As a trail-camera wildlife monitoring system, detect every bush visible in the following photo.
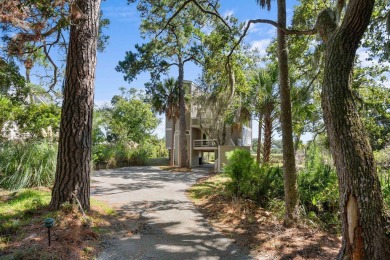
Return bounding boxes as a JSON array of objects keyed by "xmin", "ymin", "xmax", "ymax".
[
  {"xmin": 298, "ymin": 144, "xmax": 339, "ymax": 231},
  {"xmin": 92, "ymin": 142, "xmax": 151, "ymax": 168},
  {"xmin": 224, "ymin": 149, "xmax": 253, "ymax": 196},
  {"xmin": 0, "ymin": 141, "xmax": 57, "ymax": 190},
  {"xmin": 379, "ymin": 171, "xmax": 390, "ymax": 209},
  {"xmin": 298, "ymin": 164, "xmax": 339, "ymax": 221},
  {"xmin": 251, "ymin": 165, "xmax": 284, "ymax": 206},
  {"xmin": 224, "ymin": 149, "xmax": 284, "ymax": 206}
]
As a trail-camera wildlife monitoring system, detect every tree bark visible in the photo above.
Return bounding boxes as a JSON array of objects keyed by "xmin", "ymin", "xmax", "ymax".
[
  {"xmin": 277, "ymin": 0, "xmax": 298, "ymax": 225},
  {"xmin": 178, "ymin": 61, "xmax": 188, "ymax": 167},
  {"xmin": 50, "ymin": 0, "xmax": 101, "ymax": 211},
  {"xmin": 263, "ymin": 104, "xmax": 273, "ymax": 165},
  {"xmin": 256, "ymin": 113, "xmax": 263, "ymax": 164},
  {"xmin": 170, "ymin": 117, "xmax": 176, "ymax": 166},
  {"xmin": 321, "ymin": 0, "xmax": 390, "ymax": 258}
]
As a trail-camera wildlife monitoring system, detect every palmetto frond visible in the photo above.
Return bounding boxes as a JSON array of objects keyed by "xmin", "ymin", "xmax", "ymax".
[
  {"xmin": 256, "ymin": 0, "xmax": 272, "ymax": 11},
  {"xmin": 149, "ymin": 77, "xmax": 180, "ymax": 121}
]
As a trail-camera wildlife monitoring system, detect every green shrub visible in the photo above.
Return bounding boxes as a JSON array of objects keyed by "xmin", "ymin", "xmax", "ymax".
[
  {"xmin": 224, "ymin": 149, "xmax": 253, "ymax": 196},
  {"xmin": 298, "ymin": 165, "xmax": 339, "ymax": 218},
  {"xmin": 374, "ymin": 147, "xmax": 390, "ymax": 209},
  {"xmin": 298, "ymin": 143, "xmax": 339, "ymax": 231},
  {"xmin": 224, "ymin": 149, "xmax": 284, "ymax": 206},
  {"xmin": 379, "ymin": 171, "xmax": 390, "ymax": 209},
  {"xmin": 0, "ymin": 141, "xmax": 57, "ymax": 190},
  {"xmin": 92, "ymin": 142, "xmax": 151, "ymax": 168},
  {"xmin": 251, "ymin": 165, "xmax": 284, "ymax": 206},
  {"xmin": 129, "ymin": 146, "xmax": 149, "ymax": 165}
]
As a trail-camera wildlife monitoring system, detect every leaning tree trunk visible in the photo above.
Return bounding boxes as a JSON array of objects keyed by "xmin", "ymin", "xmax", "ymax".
[
  {"xmin": 50, "ymin": 0, "xmax": 101, "ymax": 211},
  {"xmin": 277, "ymin": 0, "xmax": 298, "ymax": 225},
  {"xmin": 170, "ymin": 117, "xmax": 176, "ymax": 166},
  {"xmin": 256, "ymin": 113, "xmax": 263, "ymax": 164},
  {"xmin": 263, "ymin": 104, "xmax": 273, "ymax": 165},
  {"xmin": 320, "ymin": 1, "xmax": 390, "ymax": 258},
  {"xmin": 178, "ymin": 61, "xmax": 188, "ymax": 167}
]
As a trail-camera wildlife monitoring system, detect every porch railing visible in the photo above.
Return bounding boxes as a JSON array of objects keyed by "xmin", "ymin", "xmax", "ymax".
[{"xmin": 193, "ymin": 139, "xmax": 217, "ymax": 148}]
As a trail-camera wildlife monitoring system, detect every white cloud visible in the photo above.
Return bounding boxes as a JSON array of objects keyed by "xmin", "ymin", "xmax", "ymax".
[
  {"xmin": 266, "ymin": 28, "xmax": 276, "ymax": 37},
  {"xmin": 248, "ymin": 24, "xmax": 275, "ymax": 37},
  {"xmin": 248, "ymin": 23, "xmax": 261, "ymax": 33},
  {"xmin": 250, "ymin": 39, "xmax": 272, "ymax": 56},
  {"xmin": 222, "ymin": 9, "xmax": 234, "ymax": 18}
]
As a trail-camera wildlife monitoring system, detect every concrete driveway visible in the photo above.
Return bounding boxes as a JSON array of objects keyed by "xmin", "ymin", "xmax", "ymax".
[{"xmin": 91, "ymin": 166, "xmax": 251, "ymax": 260}]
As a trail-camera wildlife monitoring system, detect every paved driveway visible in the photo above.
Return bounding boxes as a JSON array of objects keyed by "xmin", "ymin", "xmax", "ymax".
[{"xmin": 91, "ymin": 166, "xmax": 251, "ymax": 260}]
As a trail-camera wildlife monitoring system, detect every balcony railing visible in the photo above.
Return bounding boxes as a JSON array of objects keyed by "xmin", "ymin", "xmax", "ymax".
[
  {"xmin": 191, "ymin": 118, "xmax": 200, "ymax": 126},
  {"xmin": 193, "ymin": 139, "xmax": 217, "ymax": 148}
]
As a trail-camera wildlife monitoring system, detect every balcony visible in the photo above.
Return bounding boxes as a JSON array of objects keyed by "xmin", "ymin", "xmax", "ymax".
[
  {"xmin": 193, "ymin": 139, "xmax": 218, "ymax": 150},
  {"xmin": 191, "ymin": 117, "xmax": 213, "ymax": 128}
]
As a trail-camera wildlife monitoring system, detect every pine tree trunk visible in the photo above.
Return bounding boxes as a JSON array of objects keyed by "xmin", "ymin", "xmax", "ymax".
[
  {"xmin": 263, "ymin": 105, "xmax": 273, "ymax": 165},
  {"xmin": 321, "ymin": 1, "xmax": 390, "ymax": 258},
  {"xmin": 277, "ymin": 0, "xmax": 298, "ymax": 225},
  {"xmin": 178, "ymin": 61, "xmax": 188, "ymax": 167},
  {"xmin": 50, "ymin": 0, "xmax": 101, "ymax": 211},
  {"xmin": 256, "ymin": 113, "xmax": 262, "ymax": 165},
  {"xmin": 170, "ymin": 118, "xmax": 176, "ymax": 166}
]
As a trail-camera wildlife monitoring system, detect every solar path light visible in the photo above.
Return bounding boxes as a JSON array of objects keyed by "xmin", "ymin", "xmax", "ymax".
[{"xmin": 44, "ymin": 218, "xmax": 55, "ymax": 246}]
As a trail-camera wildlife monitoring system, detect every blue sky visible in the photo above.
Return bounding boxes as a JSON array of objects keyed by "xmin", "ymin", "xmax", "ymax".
[{"xmin": 95, "ymin": 0, "xmax": 299, "ymax": 138}]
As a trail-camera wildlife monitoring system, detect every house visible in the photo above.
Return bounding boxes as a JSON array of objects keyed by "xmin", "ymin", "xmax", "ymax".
[{"xmin": 165, "ymin": 80, "xmax": 252, "ymax": 171}]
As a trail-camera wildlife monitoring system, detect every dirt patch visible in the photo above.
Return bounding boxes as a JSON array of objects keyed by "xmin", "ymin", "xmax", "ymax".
[{"xmin": 190, "ymin": 177, "xmax": 341, "ymax": 259}]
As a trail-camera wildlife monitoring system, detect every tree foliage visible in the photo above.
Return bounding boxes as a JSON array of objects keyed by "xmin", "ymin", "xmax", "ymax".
[{"xmin": 103, "ymin": 88, "xmax": 160, "ymax": 144}]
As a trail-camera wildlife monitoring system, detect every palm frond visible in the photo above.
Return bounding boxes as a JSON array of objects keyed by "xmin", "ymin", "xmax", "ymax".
[{"xmin": 256, "ymin": 0, "xmax": 272, "ymax": 11}]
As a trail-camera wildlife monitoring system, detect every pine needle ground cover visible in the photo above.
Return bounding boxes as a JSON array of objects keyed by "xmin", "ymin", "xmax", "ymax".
[
  {"xmin": 188, "ymin": 174, "xmax": 341, "ymax": 259},
  {"xmin": 0, "ymin": 188, "xmax": 119, "ymax": 259}
]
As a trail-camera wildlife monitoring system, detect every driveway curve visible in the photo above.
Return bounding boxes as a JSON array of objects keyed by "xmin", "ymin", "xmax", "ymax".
[{"xmin": 91, "ymin": 166, "xmax": 251, "ymax": 260}]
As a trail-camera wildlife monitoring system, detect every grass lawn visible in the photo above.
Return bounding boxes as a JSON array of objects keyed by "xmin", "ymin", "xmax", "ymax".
[{"xmin": 0, "ymin": 188, "xmax": 115, "ymax": 259}]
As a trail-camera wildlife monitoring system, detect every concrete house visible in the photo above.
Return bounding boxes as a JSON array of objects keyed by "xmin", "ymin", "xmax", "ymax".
[{"xmin": 165, "ymin": 80, "xmax": 252, "ymax": 171}]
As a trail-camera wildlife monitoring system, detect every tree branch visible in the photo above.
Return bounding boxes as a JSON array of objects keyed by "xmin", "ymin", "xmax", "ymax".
[
  {"xmin": 301, "ymin": 69, "xmax": 321, "ymax": 97},
  {"xmin": 228, "ymin": 19, "xmax": 317, "ymax": 61},
  {"xmin": 183, "ymin": 55, "xmax": 203, "ymax": 65},
  {"xmin": 43, "ymin": 31, "xmax": 61, "ymax": 92},
  {"xmin": 168, "ymin": 62, "xmax": 179, "ymax": 67},
  {"xmin": 155, "ymin": 0, "xmax": 231, "ymax": 38}
]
